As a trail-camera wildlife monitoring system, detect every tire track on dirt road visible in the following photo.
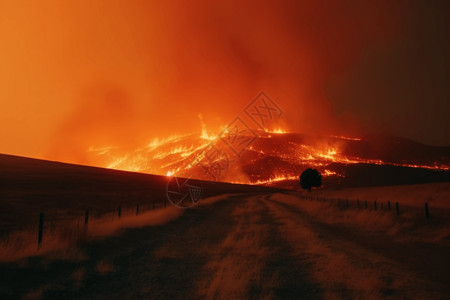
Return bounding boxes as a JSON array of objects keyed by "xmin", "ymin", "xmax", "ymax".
[
  {"xmin": 194, "ymin": 194, "xmax": 321, "ymax": 299},
  {"xmin": 264, "ymin": 194, "xmax": 445, "ymax": 300}
]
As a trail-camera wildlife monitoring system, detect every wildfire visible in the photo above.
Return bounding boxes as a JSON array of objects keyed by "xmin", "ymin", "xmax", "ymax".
[{"xmin": 86, "ymin": 122, "xmax": 450, "ymax": 186}]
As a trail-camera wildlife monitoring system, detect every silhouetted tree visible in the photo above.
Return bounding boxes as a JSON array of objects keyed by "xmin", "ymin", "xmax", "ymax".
[{"xmin": 300, "ymin": 168, "xmax": 322, "ymax": 191}]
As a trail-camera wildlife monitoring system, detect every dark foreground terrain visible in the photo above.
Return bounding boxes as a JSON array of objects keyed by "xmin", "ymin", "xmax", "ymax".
[
  {"xmin": 0, "ymin": 154, "xmax": 449, "ymax": 299},
  {"xmin": 1, "ymin": 192, "xmax": 449, "ymax": 299}
]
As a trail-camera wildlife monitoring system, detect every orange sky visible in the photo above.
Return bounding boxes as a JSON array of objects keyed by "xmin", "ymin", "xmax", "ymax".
[{"xmin": 1, "ymin": 1, "xmax": 449, "ymax": 165}]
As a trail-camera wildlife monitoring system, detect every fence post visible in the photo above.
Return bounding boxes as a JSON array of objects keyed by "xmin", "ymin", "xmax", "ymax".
[
  {"xmin": 395, "ymin": 202, "xmax": 400, "ymax": 215},
  {"xmin": 388, "ymin": 201, "xmax": 391, "ymax": 210},
  {"xmin": 38, "ymin": 212, "xmax": 44, "ymax": 245},
  {"xmin": 118, "ymin": 206, "xmax": 122, "ymax": 218},
  {"xmin": 85, "ymin": 209, "xmax": 89, "ymax": 225},
  {"xmin": 357, "ymin": 199, "xmax": 360, "ymax": 209},
  {"xmin": 374, "ymin": 201, "xmax": 377, "ymax": 211},
  {"xmin": 365, "ymin": 200, "xmax": 368, "ymax": 209},
  {"xmin": 425, "ymin": 202, "xmax": 430, "ymax": 218}
]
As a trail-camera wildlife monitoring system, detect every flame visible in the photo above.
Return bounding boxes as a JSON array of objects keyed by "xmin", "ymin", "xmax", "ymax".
[
  {"xmin": 265, "ymin": 128, "xmax": 287, "ymax": 134},
  {"xmin": 251, "ymin": 175, "xmax": 299, "ymax": 185},
  {"xmin": 153, "ymin": 145, "xmax": 195, "ymax": 160},
  {"xmin": 146, "ymin": 134, "xmax": 188, "ymax": 151},
  {"xmin": 199, "ymin": 114, "xmax": 217, "ymax": 141},
  {"xmin": 317, "ymin": 148, "xmax": 337, "ymax": 159},
  {"xmin": 322, "ymin": 169, "xmax": 340, "ymax": 176},
  {"xmin": 200, "ymin": 131, "xmax": 217, "ymax": 141},
  {"xmin": 331, "ymin": 135, "xmax": 362, "ymax": 141}
]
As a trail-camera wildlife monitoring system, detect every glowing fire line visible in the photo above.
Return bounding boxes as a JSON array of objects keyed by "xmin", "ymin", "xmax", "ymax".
[{"xmin": 88, "ymin": 128, "xmax": 450, "ymax": 185}]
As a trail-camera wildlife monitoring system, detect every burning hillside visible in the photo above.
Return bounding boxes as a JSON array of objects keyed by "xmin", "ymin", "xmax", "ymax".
[{"xmin": 87, "ymin": 126, "xmax": 450, "ymax": 187}]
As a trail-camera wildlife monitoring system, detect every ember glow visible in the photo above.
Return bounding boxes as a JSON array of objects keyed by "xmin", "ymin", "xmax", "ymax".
[{"xmin": 85, "ymin": 125, "xmax": 450, "ymax": 185}]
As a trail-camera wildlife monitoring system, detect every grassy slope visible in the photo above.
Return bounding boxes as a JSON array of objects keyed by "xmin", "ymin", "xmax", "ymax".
[{"xmin": 0, "ymin": 153, "xmax": 278, "ymax": 231}]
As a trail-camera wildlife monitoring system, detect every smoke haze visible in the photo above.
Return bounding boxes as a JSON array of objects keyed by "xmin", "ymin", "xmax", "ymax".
[{"xmin": 0, "ymin": 0, "xmax": 448, "ymax": 166}]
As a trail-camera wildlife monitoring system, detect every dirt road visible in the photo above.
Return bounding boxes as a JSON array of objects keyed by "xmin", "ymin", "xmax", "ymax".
[{"xmin": 1, "ymin": 193, "xmax": 448, "ymax": 299}]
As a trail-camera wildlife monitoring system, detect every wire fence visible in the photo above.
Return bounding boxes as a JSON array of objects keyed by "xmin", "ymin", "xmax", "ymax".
[
  {"xmin": 288, "ymin": 191, "xmax": 435, "ymax": 220},
  {"xmin": 0, "ymin": 198, "xmax": 170, "ymax": 251},
  {"xmin": 0, "ymin": 189, "xmax": 444, "ymax": 252}
]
